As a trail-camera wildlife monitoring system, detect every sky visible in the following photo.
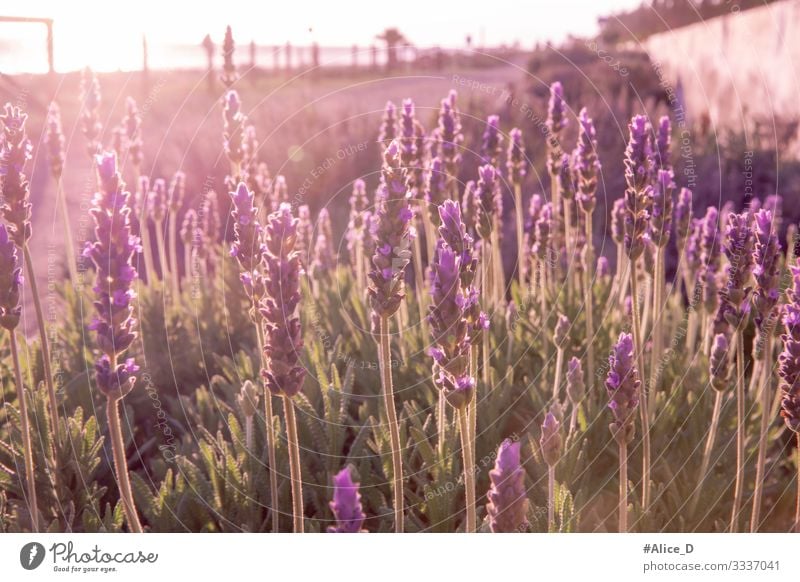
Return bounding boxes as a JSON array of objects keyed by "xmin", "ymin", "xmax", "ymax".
[{"xmin": 0, "ymin": 0, "xmax": 645, "ymax": 72}]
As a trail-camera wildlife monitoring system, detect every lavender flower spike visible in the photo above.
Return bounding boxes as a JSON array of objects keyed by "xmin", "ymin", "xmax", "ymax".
[
  {"xmin": 0, "ymin": 104, "xmax": 33, "ymax": 246},
  {"xmin": 475, "ymin": 164, "xmax": 501, "ymax": 240},
  {"xmin": 259, "ymin": 203, "xmax": 305, "ymax": 397},
  {"xmin": 719, "ymin": 212, "xmax": 754, "ymax": 330},
  {"xmin": 486, "ymin": 439, "xmax": 529, "ymax": 533},
  {"xmin": 779, "ymin": 265, "xmax": 800, "ymax": 433},
  {"xmin": 481, "ymin": 114, "xmax": 503, "ymax": 167},
  {"xmin": 575, "ymin": 108, "xmax": 600, "ymax": 214},
  {"xmin": 624, "ymin": 115, "xmax": 652, "ymax": 192},
  {"xmin": 540, "ymin": 412, "xmax": 562, "ymax": 467},
  {"xmin": 752, "ymin": 209, "xmax": 781, "ymax": 344},
  {"xmin": 605, "ymin": 333, "xmax": 640, "ymax": 443},
  {"xmin": 328, "ymin": 467, "xmax": 366, "ymax": 533},
  {"xmin": 506, "ymin": 127, "xmax": 526, "ymax": 186},
  {"xmin": 566, "ymin": 356, "xmax": 585, "ymax": 407},
  {"xmin": 368, "ymin": 141, "xmax": 412, "ymax": 326},
  {"xmin": 709, "ymin": 333, "xmax": 731, "ymax": 391},
  {"xmin": 650, "ymin": 169, "xmax": 674, "ymax": 248},
  {"xmin": 0, "ymin": 224, "xmax": 22, "ymax": 331},
  {"xmin": 229, "ymin": 182, "xmax": 265, "ymax": 298}
]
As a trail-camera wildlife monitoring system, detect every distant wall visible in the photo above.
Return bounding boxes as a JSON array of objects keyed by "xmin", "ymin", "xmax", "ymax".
[{"xmin": 644, "ymin": 0, "xmax": 800, "ymax": 131}]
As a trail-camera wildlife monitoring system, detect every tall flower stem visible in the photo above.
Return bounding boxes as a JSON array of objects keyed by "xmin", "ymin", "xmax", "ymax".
[
  {"xmin": 552, "ymin": 346, "xmax": 564, "ymax": 402},
  {"xmin": 618, "ymin": 439, "xmax": 628, "ymax": 532},
  {"xmin": 378, "ymin": 316, "xmax": 404, "ymax": 532},
  {"xmin": 168, "ymin": 211, "xmax": 180, "ymax": 297},
  {"xmin": 730, "ymin": 331, "xmax": 746, "ymax": 532},
  {"xmin": 412, "ymin": 232, "xmax": 428, "ymax": 337},
  {"xmin": 438, "ymin": 389, "xmax": 447, "ymax": 455},
  {"xmin": 750, "ymin": 336, "xmax": 773, "ymax": 532},
  {"xmin": 255, "ymin": 324, "xmax": 279, "ymax": 533},
  {"xmin": 514, "ymin": 184, "xmax": 525, "ymax": 289},
  {"xmin": 56, "ymin": 181, "xmax": 79, "ymax": 285},
  {"xmin": 457, "ymin": 406, "xmax": 476, "ymax": 533},
  {"xmin": 106, "ymin": 393, "xmax": 143, "ymax": 532},
  {"xmin": 282, "ymin": 394, "xmax": 304, "ymax": 533},
  {"xmin": 155, "ymin": 221, "xmax": 170, "ymax": 290},
  {"xmin": 481, "ymin": 245, "xmax": 491, "ymax": 388},
  {"xmin": 689, "ymin": 390, "xmax": 723, "ymax": 515},
  {"xmin": 23, "ymin": 246, "xmax": 59, "ymax": 444},
  {"xmin": 630, "ymin": 268, "xmax": 651, "ymax": 512},
  {"xmin": 649, "ymin": 248, "xmax": 665, "ymax": 416},
  {"xmin": 584, "ymin": 216, "xmax": 595, "ymax": 385},
  {"xmin": 9, "ymin": 332, "xmax": 38, "ymax": 532},
  {"xmin": 548, "ymin": 464, "xmax": 556, "ymax": 532},
  {"xmin": 795, "ymin": 433, "xmax": 800, "ymax": 533}
]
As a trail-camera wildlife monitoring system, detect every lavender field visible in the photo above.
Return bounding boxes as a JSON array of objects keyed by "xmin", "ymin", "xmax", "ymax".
[{"xmin": 1, "ymin": 12, "xmax": 800, "ymax": 536}]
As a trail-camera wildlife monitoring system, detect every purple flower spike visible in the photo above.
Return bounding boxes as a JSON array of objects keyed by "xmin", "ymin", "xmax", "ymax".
[
  {"xmin": 506, "ymin": 127, "xmax": 526, "ymax": 186},
  {"xmin": 327, "ymin": 467, "xmax": 366, "ymax": 533},
  {"xmin": 486, "ymin": 439, "xmax": 529, "ymax": 533},
  {"xmin": 85, "ymin": 151, "xmax": 140, "ymax": 398},
  {"xmin": 558, "ymin": 153, "xmax": 576, "ymax": 201},
  {"xmin": 229, "ymin": 182, "xmax": 265, "ymax": 286},
  {"xmin": 378, "ymin": 101, "xmax": 397, "ymax": 146},
  {"xmin": 779, "ymin": 266, "xmax": 800, "ymax": 432},
  {"xmin": 148, "ymin": 178, "xmax": 167, "ymax": 224},
  {"xmin": 605, "ymin": 333, "xmax": 640, "ymax": 443},
  {"xmin": 223, "ymin": 90, "xmax": 246, "ymax": 169},
  {"xmin": 651, "ymin": 169, "xmax": 674, "ymax": 248},
  {"xmin": 674, "ymin": 188, "xmax": 692, "ymax": 250},
  {"xmin": 435, "ymin": 94, "xmax": 462, "ymax": 179},
  {"xmin": 575, "ymin": 108, "xmax": 600, "ymax": 214},
  {"xmin": 475, "ymin": 164, "xmax": 502, "ymax": 240},
  {"xmin": 368, "ymin": 141, "xmax": 412, "ymax": 326},
  {"xmin": 709, "ymin": 333, "xmax": 731, "ymax": 391},
  {"xmin": 540, "ymin": 412, "xmax": 562, "ymax": 467},
  {"xmin": 259, "ymin": 203, "xmax": 306, "ymax": 397},
  {"xmin": 624, "ymin": 115, "xmax": 652, "ymax": 193},
  {"xmin": 566, "ymin": 356, "xmax": 585, "ymax": 406},
  {"xmin": 533, "ymin": 203, "xmax": 553, "ymax": 261},
  {"xmin": 0, "ymin": 224, "xmax": 22, "ymax": 331},
  {"xmin": 752, "ymin": 210, "xmax": 781, "ymax": 351},
  {"xmin": 0, "ymin": 103, "xmax": 33, "ymax": 246},
  {"xmin": 546, "ymin": 81, "xmax": 567, "ymax": 136},
  {"xmin": 717, "ymin": 212, "xmax": 754, "ymax": 331},
  {"xmin": 481, "ymin": 114, "xmax": 503, "ymax": 167}
]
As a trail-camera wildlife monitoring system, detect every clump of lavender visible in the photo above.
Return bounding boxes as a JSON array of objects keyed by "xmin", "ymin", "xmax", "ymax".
[
  {"xmin": 481, "ymin": 114, "xmax": 503, "ymax": 167},
  {"xmin": 540, "ymin": 412, "xmax": 562, "ymax": 531},
  {"xmin": 606, "ymin": 332, "xmax": 640, "ymax": 532},
  {"xmin": 221, "ymin": 25, "xmax": 237, "ymax": 88},
  {"xmin": 778, "ymin": 265, "xmax": 800, "ymax": 531},
  {"xmin": 486, "ymin": 438, "xmax": 529, "ymax": 533},
  {"xmin": 79, "ymin": 68, "xmax": 102, "ymax": 157},
  {"xmin": 0, "ymin": 223, "xmax": 37, "ymax": 531},
  {"xmin": 327, "ymin": 467, "xmax": 366, "ymax": 533},
  {"xmin": 85, "ymin": 152, "xmax": 143, "ymax": 533},
  {"xmin": 368, "ymin": 141, "xmax": 411, "ymax": 532},
  {"xmin": 260, "ymin": 203, "xmax": 306, "ymax": 532}
]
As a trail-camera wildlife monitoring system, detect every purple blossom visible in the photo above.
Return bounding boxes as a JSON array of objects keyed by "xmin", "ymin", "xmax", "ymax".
[
  {"xmin": 566, "ymin": 356, "xmax": 585, "ymax": 406},
  {"xmin": 378, "ymin": 101, "xmax": 397, "ymax": 147},
  {"xmin": 751, "ymin": 209, "xmax": 781, "ymax": 339},
  {"xmin": 229, "ymin": 182, "xmax": 265, "ymax": 291},
  {"xmin": 624, "ymin": 115, "xmax": 652, "ymax": 193},
  {"xmin": 558, "ymin": 153, "xmax": 576, "ymax": 201},
  {"xmin": 709, "ymin": 333, "xmax": 731, "ymax": 391},
  {"xmin": 605, "ymin": 333, "xmax": 640, "ymax": 443},
  {"xmin": 85, "ymin": 152, "xmax": 140, "ymax": 398},
  {"xmin": 0, "ymin": 224, "xmax": 22, "ymax": 330},
  {"xmin": 540, "ymin": 412, "xmax": 562, "ymax": 467},
  {"xmin": 475, "ymin": 164, "xmax": 502, "ymax": 240},
  {"xmin": 533, "ymin": 203, "xmax": 553, "ymax": 260},
  {"xmin": 327, "ymin": 467, "xmax": 366, "ymax": 533},
  {"xmin": 259, "ymin": 203, "xmax": 306, "ymax": 397},
  {"xmin": 368, "ymin": 142, "xmax": 412, "ymax": 325},
  {"xmin": 575, "ymin": 108, "xmax": 600, "ymax": 214},
  {"xmin": 435, "ymin": 93, "xmax": 462, "ymax": 180},
  {"xmin": 223, "ymin": 89, "xmax": 246, "ymax": 168},
  {"xmin": 546, "ymin": 82, "xmax": 567, "ymax": 177},
  {"xmin": 486, "ymin": 439, "xmax": 529, "ymax": 533},
  {"xmin": 779, "ymin": 266, "xmax": 800, "ymax": 433},
  {"xmin": 718, "ymin": 212, "xmax": 754, "ymax": 330},
  {"xmin": 481, "ymin": 114, "xmax": 503, "ymax": 167},
  {"xmin": 0, "ymin": 103, "xmax": 33, "ymax": 246},
  {"xmin": 506, "ymin": 127, "xmax": 526, "ymax": 186}
]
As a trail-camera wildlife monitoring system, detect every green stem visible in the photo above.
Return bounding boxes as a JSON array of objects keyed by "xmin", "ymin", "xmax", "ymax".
[
  {"xmin": 282, "ymin": 395, "xmax": 304, "ymax": 533},
  {"xmin": 730, "ymin": 330, "xmax": 745, "ymax": 532},
  {"xmin": 649, "ymin": 248, "xmax": 664, "ymax": 417},
  {"xmin": 514, "ymin": 184, "xmax": 525, "ymax": 289},
  {"xmin": 254, "ymin": 322, "xmax": 279, "ymax": 533},
  {"xmin": 412, "ymin": 230, "xmax": 428, "ymax": 338},
  {"xmin": 481, "ymin": 245, "xmax": 491, "ymax": 388},
  {"xmin": 552, "ymin": 347, "xmax": 564, "ymax": 402},
  {"xmin": 630, "ymin": 264, "xmax": 651, "ymax": 513},
  {"xmin": 584, "ymin": 213, "xmax": 595, "ymax": 387},
  {"xmin": 795, "ymin": 433, "xmax": 800, "ymax": 533},
  {"xmin": 56, "ymin": 180, "xmax": 79, "ymax": 285},
  {"xmin": 689, "ymin": 390, "xmax": 722, "ymax": 516},
  {"xmin": 379, "ymin": 316, "xmax": 404, "ymax": 532},
  {"xmin": 750, "ymin": 335, "xmax": 773, "ymax": 532},
  {"xmin": 619, "ymin": 438, "xmax": 628, "ymax": 533},
  {"xmin": 548, "ymin": 464, "xmax": 556, "ymax": 532},
  {"xmin": 155, "ymin": 220, "xmax": 170, "ymax": 290},
  {"xmin": 23, "ymin": 246, "xmax": 59, "ymax": 445},
  {"xmin": 458, "ymin": 406, "xmax": 476, "ymax": 533},
  {"xmin": 168, "ymin": 212, "xmax": 180, "ymax": 298},
  {"xmin": 106, "ymin": 394, "xmax": 143, "ymax": 532},
  {"xmin": 10, "ymin": 332, "xmax": 38, "ymax": 532}
]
